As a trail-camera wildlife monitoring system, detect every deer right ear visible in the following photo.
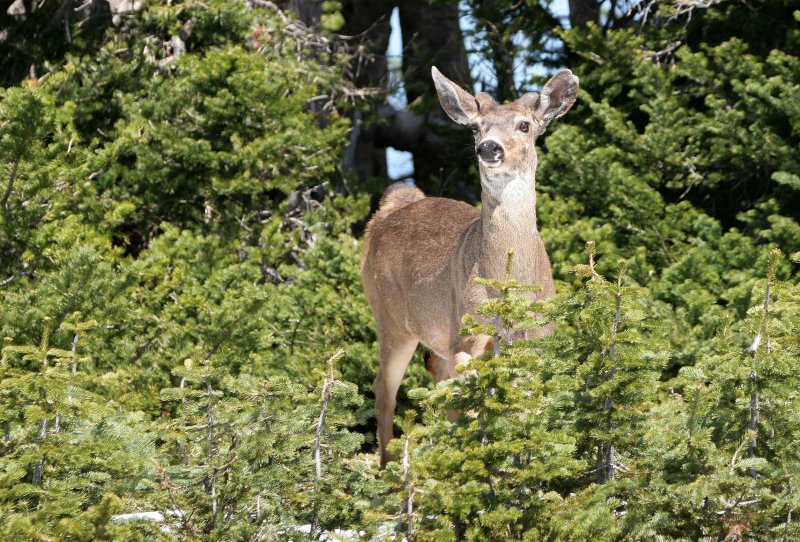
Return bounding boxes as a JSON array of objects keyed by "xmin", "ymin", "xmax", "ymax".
[
  {"xmin": 534, "ymin": 69, "xmax": 579, "ymax": 124},
  {"xmin": 431, "ymin": 66, "xmax": 478, "ymax": 125}
]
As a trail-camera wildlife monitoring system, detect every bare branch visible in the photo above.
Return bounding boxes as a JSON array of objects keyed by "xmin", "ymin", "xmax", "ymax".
[
  {"xmin": 0, "ymin": 272, "xmax": 20, "ymax": 287},
  {"xmin": 745, "ymin": 249, "xmax": 780, "ymax": 478},
  {"xmin": 247, "ymin": 0, "xmax": 291, "ymax": 25},
  {"xmin": 669, "ymin": 0, "xmax": 724, "ymax": 20},
  {"xmin": 402, "ymin": 434, "xmax": 414, "ymax": 536},
  {"xmin": 314, "ymin": 349, "xmax": 345, "ymax": 480},
  {"xmin": 598, "ymin": 261, "xmax": 626, "ymax": 483},
  {"xmin": 373, "ymin": 104, "xmax": 451, "ymax": 155}
]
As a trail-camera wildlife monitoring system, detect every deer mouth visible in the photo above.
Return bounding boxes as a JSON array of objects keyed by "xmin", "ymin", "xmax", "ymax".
[{"xmin": 478, "ymin": 156, "xmax": 503, "ymax": 167}]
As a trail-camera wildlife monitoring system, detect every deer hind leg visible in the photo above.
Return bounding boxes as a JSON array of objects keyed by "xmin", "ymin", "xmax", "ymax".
[
  {"xmin": 374, "ymin": 330, "xmax": 418, "ymax": 467},
  {"xmin": 424, "ymin": 336, "xmax": 493, "ymax": 385},
  {"xmin": 428, "ymin": 337, "xmax": 493, "ymax": 423},
  {"xmin": 424, "ymin": 350, "xmax": 456, "ymax": 383},
  {"xmin": 423, "ymin": 351, "xmax": 460, "ymax": 422}
]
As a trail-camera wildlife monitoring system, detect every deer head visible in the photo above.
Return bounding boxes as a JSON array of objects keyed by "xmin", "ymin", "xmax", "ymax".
[{"xmin": 431, "ymin": 67, "xmax": 578, "ymax": 200}]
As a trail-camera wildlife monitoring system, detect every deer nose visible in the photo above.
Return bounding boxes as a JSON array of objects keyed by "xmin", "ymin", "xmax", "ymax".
[{"xmin": 476, "ymin": 140, "xmax": 504, "ymax": 162}]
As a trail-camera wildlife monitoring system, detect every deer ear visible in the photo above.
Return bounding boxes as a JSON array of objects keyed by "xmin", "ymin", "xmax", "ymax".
[
  {"xmin": 432, "ymin": 66, "xmax": 478, "ymax": 125},
  {"xmin": 517, "ymin": 92, "xmax": 539, "ymax": 110},
  {"xmin": 534, "ymin": 69, "xmax": 579, "ymax": 124}
]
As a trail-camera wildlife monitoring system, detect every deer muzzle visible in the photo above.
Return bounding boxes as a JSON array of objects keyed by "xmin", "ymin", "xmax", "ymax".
[{"xmin": 476, "ymin": 140, "xmax": 505, "ymax": 164}]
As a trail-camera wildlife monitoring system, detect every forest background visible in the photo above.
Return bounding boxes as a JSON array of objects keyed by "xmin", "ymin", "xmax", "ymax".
[{"xmin": 0, "ymin": 0, "xmax": 799, "ymax": 540}]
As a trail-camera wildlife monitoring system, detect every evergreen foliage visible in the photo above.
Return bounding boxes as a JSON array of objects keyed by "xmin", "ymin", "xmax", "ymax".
[
  {"xmin": 1, "ymin": 1, "xmax": 375, "ymax": 538},
  {"xmin": 0, "ymin": 0, "xmax": 798, "ymax": 540},
  {"xmin": 391, "ymin": 254, "xmax": 583, "ymax": 541}
]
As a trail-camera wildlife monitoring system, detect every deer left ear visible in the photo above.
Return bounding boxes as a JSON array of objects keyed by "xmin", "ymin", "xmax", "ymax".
[{"xmin": 533, "ymin": 69, "xmax": 579, "ymax": 124}]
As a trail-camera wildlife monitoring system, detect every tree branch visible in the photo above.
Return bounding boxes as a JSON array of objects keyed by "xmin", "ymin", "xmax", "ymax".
[
  {"xmin": 1, "ymin": 153, "xmax": 22, "ymax": 217},
  {"xmin": 598, "ymin": 262, "xmax": 625, "ymax": 483},
  {"xmin": 310, "ymin": 350, "xmax": 344, "ymax": 538},
  {"xmin": 401, "ymin": 433, "xmax": 414, "ymax": 536},
  {"xmin": 745, "ymin": 249, "xmax": 779, "ymax": 479},
  {"xmin": 314, "ymin": 349, "xmax": 345, "ymax": 480},
  {"xmin": 373, "ymin": 104, "xmax": 452, "ymax": 157}
]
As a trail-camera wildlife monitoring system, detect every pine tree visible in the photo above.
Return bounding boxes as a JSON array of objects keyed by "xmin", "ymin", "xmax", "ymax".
[
  {"xmin": 406, "ymin": 253, "xmax": 582, "ymax": 541},
  {"xmin": 554, "ymin": 242, "xmax": 667, "ymax": 485},
  {"xmin": 153, "ymin": 349, "xmax": 379, "ymax": 540},
  {"xmin": 0, "ymin": 316, "xmax": 158, "ymax": 540},
  {"xmin": 534, "ymin": 242, "xmax": 668, "ymax": 540},
  {"xmin": 0, "ymin": 1, "xmax": 376, "ymax": 536}
]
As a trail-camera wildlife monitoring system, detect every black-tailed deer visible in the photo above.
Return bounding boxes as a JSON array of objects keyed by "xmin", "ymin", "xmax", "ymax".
[{"xmin": 362, "ymin": 66, "xmax": 579, "ymax": 465}]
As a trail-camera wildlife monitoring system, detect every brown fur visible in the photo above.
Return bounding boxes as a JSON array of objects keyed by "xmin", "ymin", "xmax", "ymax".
[
  {"xmin": 362, "ymin": 66, "xmax": 578, "ymax": 466},
  {"xmin": 363, "ymin": 182, "xmax": 425, "ymax": 251}
]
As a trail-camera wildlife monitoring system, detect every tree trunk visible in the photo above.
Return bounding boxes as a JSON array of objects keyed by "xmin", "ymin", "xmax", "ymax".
[
  {"xmin": 331, "ymin": 0, "xmax": 476, "ymax": 199},
  {"xmin": 284, "ymin": 0, "xmax": 322, "ymax": 27},
  {"xmin": 568, "ymin": 0, "xmax": 600, "ymax": 28},
  {"xmin": 340, "ymin": 0, "xmax": 394, "ymax": 182},
  {"xmin": 399, "ymin": 0, "xmax": 474, "ymax": 197},
  {"xmin": 398, "ymin": 1, "xmax": 470, "ymax": 105}
]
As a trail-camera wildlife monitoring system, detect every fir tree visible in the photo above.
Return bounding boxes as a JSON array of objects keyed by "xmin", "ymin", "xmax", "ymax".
[
  {"xmin": 0, "ymin": 317, "xmax": 157, "ymax": 540},
  {"xmin": 406, "ymin": 253, "xmax": 582, "ymax": 541}
]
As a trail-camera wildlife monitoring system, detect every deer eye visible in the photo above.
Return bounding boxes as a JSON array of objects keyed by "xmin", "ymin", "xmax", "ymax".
[
  {"xmin": 469, "ymin": 124, "xmax": 479, "ymax": 135},
  {"xmin": 518, "ymin": 121, "xmax": 530, "ymax": 133}
]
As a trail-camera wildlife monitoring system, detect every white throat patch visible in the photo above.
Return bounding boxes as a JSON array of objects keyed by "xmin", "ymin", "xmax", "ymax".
[{"xmin": 481, "ymin": 171, "xmax": 536, "ymax": 208}]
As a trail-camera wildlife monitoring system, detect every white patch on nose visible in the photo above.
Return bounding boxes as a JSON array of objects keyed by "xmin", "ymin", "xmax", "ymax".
[{"xmin": 478, "ymin": 156, "xmax": 502, "ymax": 168}]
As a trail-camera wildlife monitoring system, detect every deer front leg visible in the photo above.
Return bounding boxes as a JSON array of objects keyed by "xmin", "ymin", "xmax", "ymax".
[
  {"xmin": 374, "ymin": 332, "xmax": 418, "ymax": 467},
  {"xmin": 424, "ymin": 336, "xmax": 494, "ymax": 422},
  {"xmin": 456, "ymin": 335, "xmax": 494, "ymax": 365}
]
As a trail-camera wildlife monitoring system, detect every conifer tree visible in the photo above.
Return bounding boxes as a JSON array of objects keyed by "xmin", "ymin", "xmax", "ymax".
[
  {"xmin": 1, "ymin": 0, "xmax": 799, "ymax": 538},
  {"xmin": 0, "ymin": 317, "xmax": 158, "ymax": 540},
  {"xmin": 552, "ymin": 242, "xmax": 667, "ymax": 486},
  {"xmin": 406, "ymin": 253, "xmax": 582, "ymax": 540},
  {"xmin": 153, "ymin": 349, "xmax": 378, "ymax": 540}
]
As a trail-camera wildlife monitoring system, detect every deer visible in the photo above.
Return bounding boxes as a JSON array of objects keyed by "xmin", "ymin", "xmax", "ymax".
[{"xmin": 361, "ymin": 66, "xmax": 579, "ymax": 466}]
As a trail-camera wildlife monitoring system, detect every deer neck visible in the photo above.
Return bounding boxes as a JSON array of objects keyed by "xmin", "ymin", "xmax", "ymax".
[{"xmin": 477, "ymin": 160, "xmax": 541, "ymax": 281}]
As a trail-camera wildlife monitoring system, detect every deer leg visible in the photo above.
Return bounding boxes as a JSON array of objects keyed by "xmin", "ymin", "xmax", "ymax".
[
  {"xmin": 449, "ymin": 335, "xmax": 493, "ymax": 370},
  {"xmin": 424, "ymin": 351, "xmax": 456, "ymax": 383},
  {"xmin": 424, "ymin": 351, "xmax": 460, "ymax": 422},
  {"xmin": 374, "ymin": 332, "xmax": 418, "ymax": 467}
]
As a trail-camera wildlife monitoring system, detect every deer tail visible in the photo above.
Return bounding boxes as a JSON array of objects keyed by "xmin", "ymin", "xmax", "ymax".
[
  {"xmin": 376, "ymin": 181, "xmax": 425, "ymax": 217},
  {"xmin": 362, "ymin": 182, "xmax": 425, "ymax": 267}
]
